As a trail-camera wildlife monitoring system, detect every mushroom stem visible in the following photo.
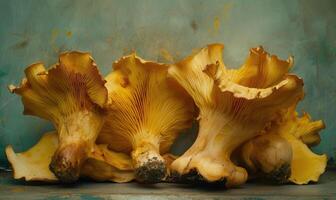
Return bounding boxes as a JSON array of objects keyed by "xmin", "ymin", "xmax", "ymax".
[
  {"xmin": 171, "ymin": 109, "xmax": 249, "ymax": 187},
  {"xmin": 131, "ymin": 138, "xmax": 166, "ymax": 183},
  {"xmin": 50, "ymin": 142, "xmax": 87, "ymax": 183},
  {"xmin": 49, "ymin": 110, "xmax": 104, "ymax": 183}
]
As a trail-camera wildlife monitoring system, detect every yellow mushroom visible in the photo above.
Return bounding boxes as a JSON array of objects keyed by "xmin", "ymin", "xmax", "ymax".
[
  {"xmin": 234, "ymin": 133, "xmax": 293, "ymax": 183},
  {"xmin": 237, "ymin": 104, "xmax": 326, "ymax": 184},
  {"xmin": 6, "ymin": 132, "xmax": 58, "ymax": 182},
  {"xmin": 8, "ymin": 52, "xmax": 108, "ymax": 182},
  {"xmin": 97, "ymin": 54, "xmax": 195, "ymax": 183},
  {"xmin": 6, "ymin": 131, "xmax": 135, "ymax": 183},
  {"xmin": 275, "ymin": 107, "xmax": 326, "ymax": 184},
  {"xmin": 81, "ymin": 144, "xmax": 135, "ymax": 183},
  {"xmin": 168, "ymin": 44, "xmax": 303, "ymax": 187}
]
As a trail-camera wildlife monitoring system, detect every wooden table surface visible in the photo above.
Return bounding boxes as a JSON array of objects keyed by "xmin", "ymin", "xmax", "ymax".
[{"xmin": 1, "ymin": 169, "xmax": 335, "ymax": 200}]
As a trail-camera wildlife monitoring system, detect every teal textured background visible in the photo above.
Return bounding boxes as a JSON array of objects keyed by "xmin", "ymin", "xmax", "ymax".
[{"xmin": 0, "ymin": 0, "xmax": 335, "ymax": 167}]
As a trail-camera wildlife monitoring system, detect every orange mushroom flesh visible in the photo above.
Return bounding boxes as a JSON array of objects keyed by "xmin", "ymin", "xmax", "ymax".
[
  {"xmin": 6, "ymin": 131, "xmax": 135, "ymax": 183},
  {"xmin": 237, "ymin": 105, "xmax": 326, "ymax": 184},
  {"xmin": 97, "ymin": 54, "xmax": 194, "ymax": 183},
  {"xmin": 168, "ymin": 44, "xmax": 303, "ymax": 187},
  {"xmin": 9, "ymin": 52, "xmax": 108, "ymax": 182}
]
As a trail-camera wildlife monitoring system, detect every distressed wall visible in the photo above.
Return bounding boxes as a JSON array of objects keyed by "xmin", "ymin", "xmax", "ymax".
[{"xmin": 0, "ymin": 0, "xmax": 335, "ymax": 167}]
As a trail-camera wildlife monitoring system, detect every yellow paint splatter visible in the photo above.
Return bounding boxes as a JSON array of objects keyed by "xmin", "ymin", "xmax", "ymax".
[
  {"xmin": 222, "ymin": 2, "xmax": 233, "ymax": 20},
  {"xmin": 66, "ymin": 31, "xmax": 72, "ymax": 38},
  {"xmin": 50, "ymin": 29, "xmax": 61, "ymax": 53},
  {"xmin": 160, "ymin": 49, "xmax": 174, "ymax": 63},
  {"xmin": 50, "ymin": 29, "xmax": 59, "ymax": 43},
  {"xmin": 209, "ymin": 2, "xmax": 233, "ymax": 35},
  {"xmin": 213, "ymin": 17, "xmax": 220, "ymax": 34}
]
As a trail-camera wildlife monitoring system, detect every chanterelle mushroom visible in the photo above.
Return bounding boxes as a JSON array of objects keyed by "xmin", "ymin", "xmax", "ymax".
[
  {"xmin": 234, "ymin": 132, "xmax": 293, "ymax": 183},
  {"xmin": 238, "ymin": 103, "xmax": 327, "ymax": 184},
  {"xmin": 6, "ymin": 131, "xmax": 135, "ymax": 183},
  {"xmin": 97, "ymin": 54, "xmax": 194, "ymax": 183},
  {"xmin": 6, "ymin": 131, "xmax": 58, "ymax": 182},
  {"xmin": 8, "ymin": 52, "xmax": 108, "ymax": 182},
  {"xmin": 168, "ymin": 44, "xmax": 304, "ymax": 187}
]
